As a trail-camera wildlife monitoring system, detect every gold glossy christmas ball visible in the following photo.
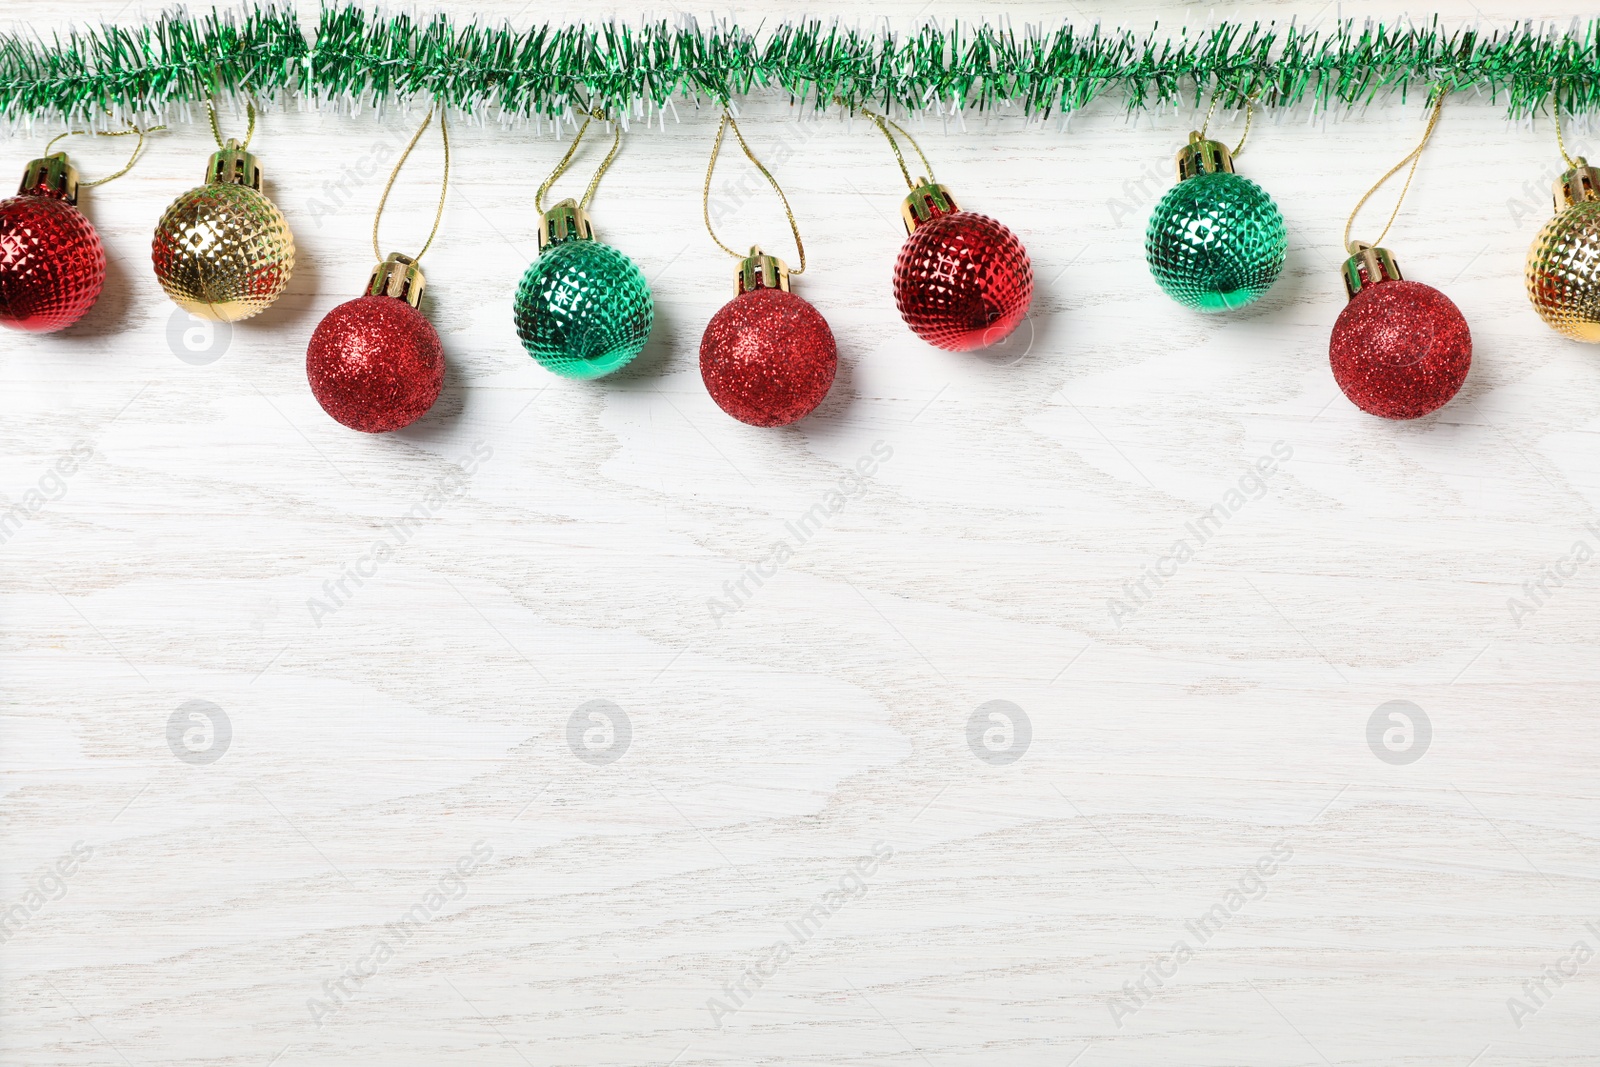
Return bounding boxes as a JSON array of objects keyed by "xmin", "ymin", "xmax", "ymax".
[
  {"xmin": 152, "ymin": 139, "xmax": 294, "ymax": 322},
  {"xmin": 1526, "ymin": 157, "xmax": 1600, "ymax": 343}
]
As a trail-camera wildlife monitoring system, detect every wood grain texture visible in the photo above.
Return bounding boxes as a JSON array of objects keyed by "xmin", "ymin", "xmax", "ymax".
[{"xmin": 3, "ymin": 2, "xmax": 1599, "ymax": 1065}]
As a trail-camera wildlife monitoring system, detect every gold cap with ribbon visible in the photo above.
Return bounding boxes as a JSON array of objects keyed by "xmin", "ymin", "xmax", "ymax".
[
  {"xmin": 901, "ymin": 179, "xmax": 959, "ymax": 234},
  {"xmin": 1341, "ymin": 242, "xmax": 1404, "ymax": 301},
  {"xmin": 19, "ymin": 153, "xmax": 80, "ymax": 204},
  {"xmin": 1554, "ymin": 157, "xmax": 1600, "ymax": 211},
  {"xmin": 538, "ymin": 198, "xmax": 595, "ymax": 250},
  {"xmin": 736, "ymin": 246, "xmax": 790, "ymax": 295},
  {"xmin": 206, "ymin": 138, "xmax": 263, "ymax": 190},
  {"xmin": 1176, "ymin": 131, "xmax": 1236, "ymax": 180},
  {"xmin": 367, "ymin": 252, "xmax": 426, "ymax": 308}
]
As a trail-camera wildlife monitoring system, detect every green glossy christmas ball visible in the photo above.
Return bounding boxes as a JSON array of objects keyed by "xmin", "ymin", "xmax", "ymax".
[
  {"xmin": 514, "ymin": 238, "xmax": 653, "ymax": 378},
  {"xmin": 1145, "ymin": 172, "xmax": 1287, "ymax": 313}
]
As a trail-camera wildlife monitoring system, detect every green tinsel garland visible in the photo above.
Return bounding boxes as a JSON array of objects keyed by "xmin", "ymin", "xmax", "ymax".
[{"xmin": 1, "ymin": 6, "xmax": 1598, "ymax": 125}]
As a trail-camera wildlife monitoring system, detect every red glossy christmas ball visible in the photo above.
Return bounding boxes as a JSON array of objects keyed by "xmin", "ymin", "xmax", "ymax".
[
  {"xmin": 700, "ymin": 288, "xmax": 836, "ymax": 427},
  {"xmin": 1329, "ymin": 279, "xmax": 1471, "ymax": 420},
  {"xmin": 0, "ymin": 192, "xmax": 105, "ymax": 332},
  {"xmin": 894, "ymin": 210, "xmax": 1032, "ymax": 351},
  {"xmin": 306, "ymin": 295, "xmax": 444, "ymax": 433}
]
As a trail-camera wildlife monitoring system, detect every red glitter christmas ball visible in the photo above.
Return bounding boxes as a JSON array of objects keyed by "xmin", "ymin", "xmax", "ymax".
[
  {"xmin": 0, "ymin": 192, "xmax": 105, "ymax": 332},
  {"xmin": 893, "ymin": 210, "xmax": 1032, "ymax": 351},
  {"xmin": 306, "ymin": 295, "xmax": 444, "ymax": 433},
  {"xmin": 1329, "ymin": 279, "xmax": 1471, "ymax": 420},
  {"xmin": 700, "ymin": 288, "xmax": 837, "ymax": 427}
]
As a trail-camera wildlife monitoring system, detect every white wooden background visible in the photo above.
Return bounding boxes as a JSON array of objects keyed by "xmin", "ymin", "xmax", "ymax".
[{"xmin": 4, "ymin": 1, "xmax": 1600, "ymax": 1064}]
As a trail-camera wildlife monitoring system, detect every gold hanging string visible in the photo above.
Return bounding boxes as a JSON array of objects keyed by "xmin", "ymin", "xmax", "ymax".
[
  {"xmin": 1342, "ymin": 88, "xmax": 1447, "ymax": 255},
  {"xmin": 701, "ymin": 111, "xmax": 806, "ymax": 275},
  {"xmin": 43, "ymin": 124, "xmax": 164, "ymax": 187},
  {"xmin": 206, "ymin": 99, "xmax": 256, "ymax": 150},
  {"xmin": 372, "ymin": 107, "xmax": 451, "ymax": 264},
  {"xmin": 1553, "ymin": 81, "xmax": 1577, "ymax": 168},
  {"xmin": 855, "ymin": 103, "xmax": 936, "ymax": 190},
  {"xmin": 1198, "ymin": 87, "xmax": 1255, "ymax": 157},
  {"xmin": 535, "ymin": 108, "xmax": 622, "ymax": 213}
]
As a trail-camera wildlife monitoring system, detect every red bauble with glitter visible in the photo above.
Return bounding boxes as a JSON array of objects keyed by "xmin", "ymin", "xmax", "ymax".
[
  {"xmin": 700, "ymin": 251, "xmax": 836, "ymax": 427},
  {"xmin": 1329, "ymin": 245, "xmax": 1470, "ymax": 420},
  {"xmin": 0, "ymin": 154, "xmax": 106, "ymax": 333},
  {"xmin": 307, "ymin": 255, "xmax": 443, "ymax": 433},
  {"xmin": 892, "ymin": 182, "xmax": 1032, "ymax": 351}
]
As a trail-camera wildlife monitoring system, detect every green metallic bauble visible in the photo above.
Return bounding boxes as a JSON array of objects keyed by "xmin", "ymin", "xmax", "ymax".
[
  {"xmin": 1526, "ymin": 158, "xmax": 1600, "ymax": 343},
  {"xmin": 1145, "ymin": 134, "xmax": 1286, "ymax": 313},
  {"xmin": 514, "ymin": 200, "xmax": 653, "ymax": 379}
]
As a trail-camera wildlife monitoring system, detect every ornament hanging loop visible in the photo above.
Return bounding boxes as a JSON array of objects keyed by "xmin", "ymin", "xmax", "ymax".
[
  {"xmin": 206, "ymin": 99, "xmax": 256, "ymax": 152},
  {"xmin": 1546, "ymin": 81, "xmax": 1600, "ymax": 210},
  {"xmin": 41, "ymin": 123, "xmax": 164, "ymax": 193},
  {"xmin": 852, "ymin": 103, "xmax": 956, "ymax": 235},
  {"xmin": 853, "ymin": 102, "xmax": 936, "ymax": 192},
  {"xmin": 1342, "ymin": 87, "xmax": 1447, "ymax": 256},
  {"xmin": 702, "ymin": 110, "xmax": 806, "ymax": 276},
  {"xmin": 1553, "ymin": 80, "xmax": 1577, "ymax": 169},
  {"xmin": 534, "ymin": 108, "xmax": 619, "ymax": 249},
  {"xmin": 372, "ymin": 106, "xmax": 451, "ymax": 265},
  {"xmin": 1197, "ymin": 88, "xmax": 1255, "ymax": 159},
  {"xmin": 535, "ymin": 108, "xmax": 621, "ymax": 215}
]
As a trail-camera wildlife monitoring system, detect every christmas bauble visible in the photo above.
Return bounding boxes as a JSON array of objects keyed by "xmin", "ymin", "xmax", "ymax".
[
  {"xmin": 1146, "ymin": 139, "xmax": 1286, "ymax": 312},
  {"xmin": 893, "ymin": 182, "xmax": 1032, "ymax": 351},
  {"xmin": 307, "ymin": 256, "xmax": 443, "ymax": 433},
  {"xmin": 0, "ymin": 154, "xmax": 105, "ymax": 332},
  {"xmin": 513, "ymin": 201, "xmax": 653, "ymax": 378},
  {"xmin": 1526, "ymin": 158, "xmax": 1600, "ymax": 342},
  {"xmin": 152, "ymin": 140, "xmax": 293, "ymax": 322},
  {"xmin": 1330, "ymin": 246, "xmax": 1470, "ymax": 420},
  {"xmin": 701, "ymin": 250, "xmax": 836, "ymax": 427}
]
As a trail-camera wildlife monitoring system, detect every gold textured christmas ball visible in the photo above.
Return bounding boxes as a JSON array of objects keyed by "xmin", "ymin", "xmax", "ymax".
[
  {"xmin": 1526, "ymin": 158, "xmax": 1600, "ymax": 343},
  {"xmin": 152, "ymin": 140, "xmax": 294, "ymax": 322}
]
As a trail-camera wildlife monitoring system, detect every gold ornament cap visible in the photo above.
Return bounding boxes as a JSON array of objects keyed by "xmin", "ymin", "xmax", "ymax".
[
  {"xmin": 1176, "ymin": 131, "xmax": 1235, "ymax": 180},
  {"xmin": 901, "ymin": 179, "xmax": 959, "ymax": 234},
  {"xmin": 19, "ymin": 153, "xmax": 79, "ymax": 204},
  {"xmin": 207, "ymin": 138, "xmax": 263, "ymax": 190},
  {"xmin": 368, "ymin": 252, "xmax": 426, "ymax": 308},
  {"xmin": 736, "ymin": 246, "xmax": 790, "ymax": 295},
  {"xmin": 1554, "ymin": 157, "xmax": 1600, "ymax": 211},
  {"xmin": 537, "ymin": 198, "xmax": 595, "ymax": 250},
  {"xmin": 1341, "ymin": 242, "xmax": 1404, "ymax": 301}
]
